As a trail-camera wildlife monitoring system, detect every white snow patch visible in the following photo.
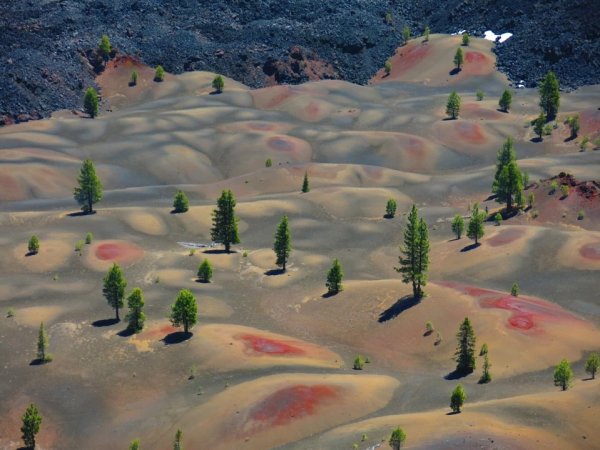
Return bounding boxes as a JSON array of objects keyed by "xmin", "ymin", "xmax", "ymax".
[{"xmin": 484, "ymin": 30, "xmax": 513, "ymax": 43}]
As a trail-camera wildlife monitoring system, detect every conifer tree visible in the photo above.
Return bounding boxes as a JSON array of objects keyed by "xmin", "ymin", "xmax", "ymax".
[
  {"xmin": 423, "ymin": 26, "xmax": 430, "ymax": 42},
  {"xmin": 467, "ymin": 203, "xmax": 485, "ymax": 245},
  {"xmin": 462, "ymin": 33, "xmax": 470, "ymax": 46},
  {"xmin": 173, "ymin": 190, "xmax": 189, "ymax": 213},
  {"xmin": 197, "ymin": 259, "xmax": 213, "ymax": 283},
  {"xmin": 451, "ymin": 215, "xmax": 464, "ymax": 239},
  {"xmin": 326, "ymin": 258, "xmax": 343, "ymax": 295},
  {"xmin": 273, "ymin": 215, "xmax": 292, "ymax": 271},
  {"xmin": 446, "ymin": 90, "xmax": 461, "ymax": 119},
  {"xmin": 210, "ymin": 190, "xmax": 240, "ymax": 253},
  {"xmin": 129, "ymin": 439, "xmax": 141, "ymax": 450},
  {"xmin": 83, "ymin": 87, "xmax": 99, "ymax": 118},
  {"xmin": 212, "ymin": 75, "xmax": 224, "ymax": 93},
  {"xmin": 73, "ymin": 159, "xmax": 103, "ymax": 214},
  {"xmin": 479, "ymin": 353, "xmax": 492, "ymax": 383},
  {"xmin": 539, "ymin": 71, "xmax": 560, "ymax": 121},
  {"xmin": 21, "ymin": 404, "xmax": 42, "ymax": 450},
  {"xmin": 389, "ymin": 427, "xmax": 407, "ymax": 450},
  {"xmin": 454, "ymin": 47, "xmax": 464, "ymax": 70},
  {"xmin": 585, "ymin": 352, "xmax": 600, "ymax": 379},
  {"xmin": 99, "ymin": 34, "xmax": 112, "ymax": 59},
  {"xmin": 402, "ymin": 25, "xmax": 411, "ymax": 45},
  {"xmin": 301, "ymin": 171, "xmax": 310, "ymax": 193},
  {"xmin": 553, "ymin": 359, "xmax": 573, "ymax": 391},
  {"xmin": 170, "ymin": 289, "xmax": 198, "ymax": 334},
  {"xmin": 154, "ymin": 65, "xmax": 165, "ymax": 82},
  {"xmin": 37, "ymin": 322, "xmax": 51, "ymax": 363},
  {"xmin": 533, "ymin": 112, "xmax": 546, "ymax": 140},
  {"xmin": 28, "ymin": 235, "xmax": 40, "ymax": 255},
  {"xmin": 103, "ymin": 263, "xmax": 127, "ymax": 321},
  {"xmin": 126, "ymin": 288, "xmax": 145, "ymax": 333},
  {"xmin": 450, "ymin": 384, "xmax": 466, "ymax": 413},
  {"xmin": 499, "ymin": 89, "xmax": 512, "ymax": 112},
  {"xmin": 454, "ymin": 317, "xmax": 476, "ymax": 374},
  {"xmin": 386, "ymin": 199, "xmax": 397, "ymax": 218},
  {"xmin": 395, "ymin": 205, "xmax": 430, "ymax": 299},
  {"xmin": 173, "ymin": 429, "xmax": 183, "ymax": 450},
  {"xmin": 492, "ymin": 137, "xmax": 523, "ymax": 210}
]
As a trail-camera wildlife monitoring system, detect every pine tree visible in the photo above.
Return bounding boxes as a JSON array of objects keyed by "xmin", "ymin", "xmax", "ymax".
[
  {"xmin": 450, "ymin": 384, "xmax": 466, "ymax": 413},
  {"xmin": 566, "ymin": 114, "xmax": 580, "ymax": 139},
  {"xmin": 129, "ymin": 439, "xmax": 141, "ymax": 450},
  {"xmin": 454, "ymin": 47, "xmax": 464, "ymax": 70},
  {"xmin": 103, "ymin": 263, "xmax": 127, "ymax": 321},
  {"xmin": 539, "ymin": 71, "xmax": 560, "ymax": 121},
  {"xmin": 446, "ymin": 90, "xmax": 461, "ymax": 119},
  {"xmin": 385, "ymin": 199, "xmax": 397, "ymax": 218},
  {"xmin": 126, "ymin": 288, "xmax": 145, "ymax": 333},
  {"xmin": 326, "ymin": 258, "xmax": 343, "ymax": 295},
  {"xmin": 99, "ymin": 34, "xmax": 112, "ymax": 59},
  {"xmin": 210, "ymin": 190, "xmax": 240, "ymax": 253},
  {"xmin": 499, "ymin": 89, "xmax": 512, "ymax": 112},
  {"xmin": 533, "ymin": 112, "xmax": 546, "ymax": 140},
  {"xmin": 395, "ymin": 205, "xmax": 429, "ymax": 299},
  {"xmin": 585, "ymin": 352, "xmax": 600, "ymax": 379},
  {"xmin": 197, "ymin": 259, "xmax": 213, "ymax": 283},
  {"xmin": 553, "ymin": 359, "xmax": 573, "ymax": 391},
  {"xmin": 273, "ymin": 215, "xmax": 292, "ymax": 271},
  {"xmin": 423, "ymin": 26, "xmax": 430, "ymax": 42},
  {"xmin": 454, "ymin": 317, "xmax": 476, "ymax": 374},
  {"xmin": 451, "ymin": 215, "xmax": 464, "ymax": 239},
  {"xmin": 21, "ymin": 404, "xmax": 42, "ymax": 449},
  {"xmin": 212, "ymin": 75, "xmax": 224, "ymax": 93},
  {"xmin": 170, "ymin": 289, "xmax": 198, "ymax": 334},
  {"xmin": 494, "ymin": 160, "xmax": 523, "ymax": 210},
  {"xmin": 479, "ymin": 353, "xmax": 492, "ymax": 383},
  {"xmin": 129, "ymin": 71, "xmax": 138, "ymax": 86},
  {"xmin": 173, "ymin": 429, "xmax": 183, "ymax": 450},
  {"xmin": 467, "ymin": 203, "xmax": 485, "ymax": 245},
  {"xmin": 37, "ymin": 322, "xmax": 51, "ymax": 363},
  {"xmin": 73, "ymin": 159, "xmax": 103, "ymax": 214},
  {"xmin": 173, "ymin": 190, "xmax": 189, "ymax": 213},
  {"xmin": 28, "ymin": 235, "xmax": 40, "ymax": 255},
  {"xmin": 83, "ymin": 87, "xmax": 99, "ymax": 118},
  {"xmin": 301, "ymin": 171, "xmax": 310, "ymax": 193},
  {"xmin": 389, "ymin": 427, "xmax": 407, "ymax": 450},
  {"xmin": 462, "ymin": 33, "xmax": 470, "ymax": 46},
  {"xmin": 384, "ymin": 59, "xmax": 392, "ymax": 76}
]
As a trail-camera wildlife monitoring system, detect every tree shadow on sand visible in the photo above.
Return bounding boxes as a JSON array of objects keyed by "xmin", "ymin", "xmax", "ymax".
[
  {"xmin": 445, "ymin": 411, "xmax": 461, "ymax": 416},
  {"xmin": 92, "ymin": 318, "xmax": 119, "ymax": 327},
  {"xmin": 378, "ymin": 295, "xmax": 420, "ymax": 323},
  {"xmin": 449, "ymin": 68, "xmax": 461, "ymax": 76},
  {"xmin": 460, "ymin": 243, "xmax": 480, "ymax": 252},
  {"xmin": 444, "ymin": 369, "xmax": 472, "ymax": 380},
  {"xmin": 203, "ymin": 249, "xmax": 232, "ymax": 255},
  {"xmin": 117, "ymin": 328, "xmax": 135, "ymax": 337},
  {"xmin": 29, "ymin": 358, "xmax": 49, "ymax": 366},
  {"xmin": 265, "ymin": 268, "xmax": 285, "ymax": 276},
  {"xmin": 162, "ymin": 331, "xmax": 192, "ymax": 345},
  {"xmin": 67, "ymin": 210, "xmax": 97, "ymax": 218}
]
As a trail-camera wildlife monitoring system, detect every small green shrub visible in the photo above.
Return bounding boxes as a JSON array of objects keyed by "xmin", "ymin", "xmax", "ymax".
[
  {"xmin": 129, "ymin": 70, "xmax": 138, "ymax": 86},
  {"xmin": 476, "ymin": 90, "xmax": 484, "ymax": 101},
  {"xmin": 425, "ymin": 321, "xmax": 434, "ymax": 334},
  {"xmin": 531, "ymin": 209, "xmax": 539, "ymax": 218},
  {"xmin": 480, "ymin": 343, "xmax": 488, "ymax": 356},
  {"xmin": 212, "ymin": 75, "xmax": 225, "ymax": 93},
  {"xmin": 353, "ymin": 355, "xmax": 365, "ymax": 370},
  {"xmin": 75, "ymin": 240, "xmax": 84, "ymax": 253},
  {"xmin": 578, "ymin": 209, "xmax": 585, "ymax": 220},
  {"xmin": 543, "ymin": 124, "xmax": 553, "ymax": 136},
  {"xmin": 189, "ymin": 364, "xmax": 197, "ymax": 380},
  {"xmin": 154, "ymin": 65, "xmax": 165, "ymax": 82},
  {"xmin": 242, "ymin": 250, "xmax": 248, "ymax": 257},
  {"xmin": 6, "ymin": 308, "xmax": 15, "ymax": 318},
  {"xmin": 550, "ymin": 181, "xmax": 558, "ymax": 194},
  {"xmin": 85, "ymin": 232, "xmax": 93, "ymax": 244},
  {"xmin": 434, "ymin": 331, "xmax": 442, "ymax": 346},
  {"xmin": 265, "ymin": 158, "xmax": 272, "ymax": 168},
  {"xmin": 462, "ymin": 33, "xmax": 470, "ymax": 46},
  {"xmin": 189, "ymin": 248, "xmax": 196, "ymax": 256},
  {"xmin": 494, "ymin": 213, "xmax": 502, "ymax": 226},
  {"xmin": 527, "ymin": 192, "xmax": 535, "ymax": 209},
  {"xmin": 197, "ymin": 259, "xmax": 213, "ymax": 283},
  {"xmin": 384, "ymin": 59, "xmax": 392, "ymax": 76},
  {"xmin": 511, "ymin": 282, "xmax": 519, "ymax": 297},
  {"xmin": 580, "ymin": 136, "xmax": 589, "ymax": 151},
  {"xmin": 28, "ymin": 235, "xmax": 40, "ymax": 255},
  {"xmin": 560, "ymin": 184, "xmax": 569, "ymax": 198}
]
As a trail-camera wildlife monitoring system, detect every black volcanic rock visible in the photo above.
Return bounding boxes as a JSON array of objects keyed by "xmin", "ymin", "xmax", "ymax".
[{"xmin": 0, "ymin": 0, "xmax": 599, "ymax": 120}]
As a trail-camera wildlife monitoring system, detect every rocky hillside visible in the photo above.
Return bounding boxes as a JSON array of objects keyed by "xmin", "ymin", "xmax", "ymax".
[{"xmin": 1, "ymin": 0, "xmax": 599, "ymax": 122}]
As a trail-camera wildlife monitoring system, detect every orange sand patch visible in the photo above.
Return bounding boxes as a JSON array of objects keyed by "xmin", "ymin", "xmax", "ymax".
[
  {"xmin": 15, "ymin": 306, "xmax": 63, "ymax": 328},
  {"xmin": 461, "ymin": 50, "xmax": 494, "ymax": 76},
  {"xmin": 579, "ymin": 108, "xmax": 600, "ymax": 137},
  {"xmin": 12, "ymin": 238, "xmax": 73, "ymax": 272},
  {"xmin": 371, "ymin": 40, "xmax": 432, "ymax": 82},
  {"xmin": 192, "ymin": 324, "xmax": 342, "ymax": 370},
  {"xmin": 165, "ymin": 373, "xmax": 398, "ymax": 450},
  {"xmin": 486, "ymin": 226, "xmax": 527, "ymax": 247},
  {"xmin": 84, "ymin": 240, "xmax": 144, "ymax": 271},
  {"xmin": 316, "ymin": 383, "xmax": 600, "ymax": 450},
  {"xmin": 123, "ymin": 211, "xmax": 167, "ymax": 236},
  {"xmin": 461, "ymin": 102, "xmax": 505, "ymax": 120}
]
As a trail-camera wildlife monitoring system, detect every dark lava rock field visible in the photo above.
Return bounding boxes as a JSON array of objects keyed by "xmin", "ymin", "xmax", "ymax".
[{"xmin": 1, "ymin": 0, "xmax": 599, "ymax": 122}]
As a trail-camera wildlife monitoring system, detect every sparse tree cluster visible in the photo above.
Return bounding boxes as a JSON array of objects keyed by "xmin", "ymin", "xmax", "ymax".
[
  {"xmin": 467, "ymin": 203, "xmax": 485, "ymax": 245},
  {"xmin": 492, "ymin": 137, "xmax": 523, "ymax": 211}
]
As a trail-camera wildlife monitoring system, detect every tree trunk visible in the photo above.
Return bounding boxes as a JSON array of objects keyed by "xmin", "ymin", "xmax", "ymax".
[
  {"xmin": 115, "ymin": 306, "xmax": 120, "ymax": 321},
  {"xmin": 225, "ymin": 241, "xmax": 230, "ymax": 253},
  {"xmin": 283, "ymin": 259, "xmax": 286, "ymax": 271},
  {"xmin": 184, "ymin": 321, "xmax": 189, "ymax": 334}
]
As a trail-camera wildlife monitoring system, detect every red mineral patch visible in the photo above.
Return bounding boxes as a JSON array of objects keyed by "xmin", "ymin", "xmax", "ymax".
[
  {"xmin": 438, "ymin": 281, "xmax": 582, "ymax": 332},
  {"xmin": 95, "ymin": 241, "xmax": 144, "ymax": 264},
  {"xmin": 248, "ymin": 384, "xmax": 338, "ymax": 428},
  {"xmin": 580, "ymin": 242, "xmax": 600, "ymax": 260},
  {"xmin": 455, "ymin": 121, "xmax": 486, "ymax": 144},
  {"xmin": 579, "ymin": 109, "xmax": 600, "ymax": 136},
  {"xmin": 239, "ymin": 334, "xmax": 305, "ymax": 355},
  {"xmin": 487, "ymin": 228, "xmax": 526, "ymax": 247},
  {"xmin": 394, "ymin": 42, "xmax": 431, "ymax": 75},
  {"xmin": 465, "ymin": 51, "xmax": 486, "ymax": 63},
  {"xmin": 141, "ymin": 324, "xmax": 178, "ymax": 340}
]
